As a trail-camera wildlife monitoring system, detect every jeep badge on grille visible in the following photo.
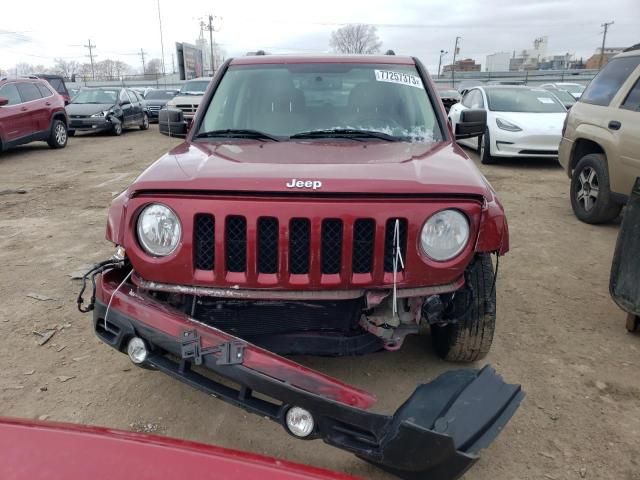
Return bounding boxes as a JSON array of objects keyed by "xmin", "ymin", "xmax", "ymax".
[{"xmin": 286, "ymin": 179, "xmax": 322, "ymax": 190}]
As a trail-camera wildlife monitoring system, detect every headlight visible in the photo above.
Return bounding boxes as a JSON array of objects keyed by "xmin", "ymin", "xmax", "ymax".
[
  {"xmin": 91, "ymin": 110, "xmax": 112, "ymax": 118},
  {"xmin": 136, "ymin": 204, "xmax": 182, "ymax": 256},
  {"xmin": 420, "ymin": 210, "xmax": 470, "ymax": 261},
  {"xmin": 496, "ymin": 118, "xmax": 522, "ymax": 132}
]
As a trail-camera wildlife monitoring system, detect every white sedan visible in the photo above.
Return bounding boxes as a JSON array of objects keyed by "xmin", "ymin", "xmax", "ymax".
[{"xmin": 448, "ymin": 86, "xmax": 567, "ymax": 164}]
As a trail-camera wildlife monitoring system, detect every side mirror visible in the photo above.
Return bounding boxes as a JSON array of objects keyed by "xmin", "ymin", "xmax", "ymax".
[
  {"xmin": 0, "ymin": 97, "xmax": 9, "ymax": 107},
  {"xmin": 120, "ymin": 99, "xmax": 130, "ymax": 105},
  {"xmin": 455, "ymin": 109, "xmax": 487, "ymax": 139}
]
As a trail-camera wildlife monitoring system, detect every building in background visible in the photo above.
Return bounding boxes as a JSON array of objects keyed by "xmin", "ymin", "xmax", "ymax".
[
  {"xmin": 538, "ymin": 53, "xmax": 574, "ymax": 70},
  {"xmin": 442, "ymin": 58, "xmax": 481, "ymax": 73},
  {"xmin": 175, "ymin": 42, "xmax": 204, "ymax": 80},
  {"xmin": 485, "ymin": 52, "xmax": 511, "ymax": 72},
  {"xmin": 510, "ymin": 36, "xmax": 549, "ymax": 71},
  {"xmin": 585, "ymin": 47, "xmax": 625, "ymax": 69}
]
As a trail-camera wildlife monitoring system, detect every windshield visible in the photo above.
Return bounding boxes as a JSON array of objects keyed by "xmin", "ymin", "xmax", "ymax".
[
  {"xmin": 486, "ymin": 87, "xmax": 566, "ymax": 113},
  {"xmin": 558, "ymin": 84, "xmax": 585, "ymax": 94},
  {"xmin": 72, "ymin": 89, "xmax": 118, "ymax": 104},
  {"xmin": 145, "ymin": 90, "xmax": 178, "ymax": 100},
  {"xmin": 180, "ymin": 80, "xmax": 209, "ymax": 95},
  {"xmin": 438, "ymin": 89, "xmax": 460, "ymax": 98},
  {"xmin": 198, "ymin": 63, "xmax": 441, "ymax": 142},
  {"xmin": 545, "ymin": 88, "xmax": 575, "ymax": 104}
]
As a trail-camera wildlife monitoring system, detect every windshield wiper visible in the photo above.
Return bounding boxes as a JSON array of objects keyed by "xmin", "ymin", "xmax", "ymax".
[
  {"xmin": 290, "ymin": 128, "xmax": 401, "ymax": 142},
  {"xmin": 196, "ymin": 129, "xmax": 281, "ymax": 142}
]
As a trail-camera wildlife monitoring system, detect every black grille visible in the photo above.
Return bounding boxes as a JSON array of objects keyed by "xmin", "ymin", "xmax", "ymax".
[
  {"xmin": 225, "ymin": 216, "xmax": 247, "ymax": 272},
  {"xmin": 321, "ymin": 219, "xmax": 343, "ymax": 274},
  {"xmin": 352, "ymin": 219, "xmax": 375, "ymax": 273},
  {"xmin": 194, "ymin": 214, "xmax": 215, "ymax": 270},
  {"xmin": 384, "ymin": 218, "xmax": 408, "ymax": 272},
  {"xmin": 258, "ymin": 217, "xmax": 279, "ymax": 274},
  {"xmin": 193, "ymin": 298, "xmax": 362, "ymax": 337},
  {"xmin": 289, "ymin": 219, "xmax": 311, "ymax": 274}
]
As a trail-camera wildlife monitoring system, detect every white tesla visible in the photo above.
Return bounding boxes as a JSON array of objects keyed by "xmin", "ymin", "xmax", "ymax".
[{"xmin": 448, "ymin": 86, "xmax": 567, "ymax": 164}]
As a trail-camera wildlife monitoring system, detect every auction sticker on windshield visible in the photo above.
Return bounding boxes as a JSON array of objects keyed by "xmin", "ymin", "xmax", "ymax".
[{"xmin": 375, "ymin": 70, "xmax": 423, "ymax": 89}]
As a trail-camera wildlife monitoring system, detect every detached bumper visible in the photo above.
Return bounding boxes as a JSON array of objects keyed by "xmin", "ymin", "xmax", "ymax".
[{"xmin": 93, "ymin": 270, "xmax": 523, "ymax": 480}]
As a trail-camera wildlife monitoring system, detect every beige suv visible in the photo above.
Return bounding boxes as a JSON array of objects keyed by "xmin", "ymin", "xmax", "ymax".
[{"xmin": 559, "ymin": 45, "xmax": 640, "ymax": 224}]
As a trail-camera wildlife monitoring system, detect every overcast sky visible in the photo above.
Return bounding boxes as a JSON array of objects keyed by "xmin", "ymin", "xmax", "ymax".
[{"xmin": 1, "ymin": 0, "xmax": 638, "ymax": 74}]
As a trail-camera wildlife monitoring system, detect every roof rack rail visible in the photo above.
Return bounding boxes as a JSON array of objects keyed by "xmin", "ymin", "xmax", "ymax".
[
  {"xmin": 21, "ymin": 75, "xmax": 39, "ymax": 79},
  {"xmin": 623, "ymin": 43, "xmax": 640, "ymax": 52}
]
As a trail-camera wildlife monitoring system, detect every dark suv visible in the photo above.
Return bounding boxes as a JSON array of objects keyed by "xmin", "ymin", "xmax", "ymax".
[{"xmin": 0, "ymin": 77, "xmax": 69, "ymax": 152}]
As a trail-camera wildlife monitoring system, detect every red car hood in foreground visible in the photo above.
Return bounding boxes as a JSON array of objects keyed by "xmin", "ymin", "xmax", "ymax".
[
  {"xmin": 0, "ymin": 417, "xmax": 356, "ymax": 480},
  {"xmin": 131, "ymin": 139, "xmax": 493, "ymax": 198}
]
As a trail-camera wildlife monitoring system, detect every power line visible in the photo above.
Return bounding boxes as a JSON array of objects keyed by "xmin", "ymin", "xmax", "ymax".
[
  {"xmin": 84, "ymin": 39, "xmax": 97, "ymax": 80},
  {"xmin": 599, "ymin": 21, "xmax": 614, "ymax": 69}
]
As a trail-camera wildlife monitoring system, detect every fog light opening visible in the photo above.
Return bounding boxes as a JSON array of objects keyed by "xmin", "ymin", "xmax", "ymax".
[
  {"xmin": 285, "ymin": 406, "xmax": 315, "ymax": 438},
  {"xmin": 127, "ymin": 337, "xmax": 148, "ymax": 365}
]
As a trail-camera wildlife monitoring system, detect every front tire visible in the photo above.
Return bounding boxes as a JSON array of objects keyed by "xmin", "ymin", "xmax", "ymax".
[
  {"xmin": 47, "ymin": 120, "xmax": 68, "ymax": 149},
  {"xmin": 140, "ymin": 113, "xmax": 149, "ymax": 130},
  {"xmin": 570, "ymin": 153, "xmax": 621, "ymax": 224},
  {"xmin": 479, "ymin": 128, "xmax": 496, "ymax": 165},
  {"xmin": 112, "ymin": 119, "xmax": 123, "ymax": 136},
  {"xmin": 431, "ymin": 254, "xmax": 496, "ymax": 362}
]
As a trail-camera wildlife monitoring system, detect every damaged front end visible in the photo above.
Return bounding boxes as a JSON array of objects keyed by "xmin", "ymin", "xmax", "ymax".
[{"xmin": 78, "ymin": 265, "xmax": 523, "ymax": 480}]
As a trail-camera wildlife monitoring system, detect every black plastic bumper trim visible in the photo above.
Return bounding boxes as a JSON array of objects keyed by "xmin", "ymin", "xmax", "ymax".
[{"xmin": 91, "ymin": 300, "xmax": 523, "ymax": 480}]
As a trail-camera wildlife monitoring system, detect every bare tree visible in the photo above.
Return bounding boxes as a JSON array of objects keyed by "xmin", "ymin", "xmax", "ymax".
[
  {"xmin": 15, "ymin": 62, "xmax": 35, "ymax": 76},
  {"xmin": 145, "ymin": 58, "xmax": 162, "ymax": 76},
  {"xmin": 52, "ymin": 58, "xmax": 81, "ymax": 79},
  {"xmin": 329, "ymin": 24, "xmax": 382, "ymax": 54}
]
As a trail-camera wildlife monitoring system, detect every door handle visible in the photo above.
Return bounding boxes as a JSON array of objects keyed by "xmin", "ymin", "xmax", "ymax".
[
  {"xmin": 45, "ymin": 102, "xmax": 51, "ymax": 106},
  {"xmin": 608, "ymin": 120, "xmax": 621, "ymax": 130},
  {"xmin": 20, "ymin": 107, "xmax": 28, "ymax": 112}
]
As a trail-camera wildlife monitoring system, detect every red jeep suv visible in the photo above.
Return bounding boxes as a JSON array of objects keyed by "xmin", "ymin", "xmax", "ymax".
[
  {"xmin": 78, "ymin": 55, "xmax": 521, "ymax": 480},
  {"xmin": 0, "ymin": 77, "xmax": 68, "ymax": 152}
]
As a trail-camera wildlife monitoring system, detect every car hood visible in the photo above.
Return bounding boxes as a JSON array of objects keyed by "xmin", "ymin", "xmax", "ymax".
[
  {"xmin": 489, "ymin": 111, "xmax": 566, "ymax": 133},
  {"xmin": 66, "ymin": 103, "xmax": 114, "ymax": 116},
  {"xmin": 167, "ymin": 94, "xmax": 204, "ymax": 106},
  {"xmin": 129, "ymin": 140, "xmax": 493, "ymax": 197}
]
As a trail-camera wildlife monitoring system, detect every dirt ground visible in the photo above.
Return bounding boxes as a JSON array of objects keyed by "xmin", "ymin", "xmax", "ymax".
[{"xmin": 1, "ymin": 125, "xmax": 638, "ymax": 479}]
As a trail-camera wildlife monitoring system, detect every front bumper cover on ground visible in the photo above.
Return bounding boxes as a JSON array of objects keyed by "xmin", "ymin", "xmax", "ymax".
[{"xmin": 91, "ymin": 270, "xmax": 523, "ymax": 480}]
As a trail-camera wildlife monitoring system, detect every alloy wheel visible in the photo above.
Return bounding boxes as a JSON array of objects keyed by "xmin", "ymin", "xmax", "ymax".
[
  {"xmin": 576, "ymin": 166, "xmax": 599, "ymax": 212},
  {"xmin": 55, "ymin": 123, "xmax": 67, "ymax": 145}
]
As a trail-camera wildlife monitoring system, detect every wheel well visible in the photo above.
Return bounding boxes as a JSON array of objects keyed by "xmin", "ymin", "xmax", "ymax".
[
  {"xmin": 51, "ymin": 112, "xmax": 68, "ymax": 127},
  {"xmin": 570, "ymin": 138, "xmax": 605, "ymax": 172}
]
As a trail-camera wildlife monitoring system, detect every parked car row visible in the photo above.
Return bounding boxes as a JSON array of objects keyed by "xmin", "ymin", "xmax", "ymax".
[{"xmin": 444, "ymin": 44, "xmax": 640, "ymax": 227}]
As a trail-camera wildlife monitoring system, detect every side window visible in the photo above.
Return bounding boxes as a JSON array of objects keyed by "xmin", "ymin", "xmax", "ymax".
[
  {"xmin": 16, "ymin": 82, "xmax": 42, "ymax": 102},
  {"xmin": 0, "ymin": 84, "xmax": 22, "ymax": 105},
  {"xmin": 469, "ymin": 90, "xmax": 484, "ymax": 109},
  {"xmin": 621, "ymin": 77, "xmax": 640, "ymax": 111},
  {"xmin": 461, "ymin": 91, "xmax": 473, "ymax": 108},
  {"xmin": 581, "ymin": 56, "xmax": 640, "ymax": 106},
  {"xmin": 36, "ymin": 83, "xmax": 53, "ymax": 98},
  {"xmin": 119, "ymin": 90, "xmax": 131, "ymax": 103}
]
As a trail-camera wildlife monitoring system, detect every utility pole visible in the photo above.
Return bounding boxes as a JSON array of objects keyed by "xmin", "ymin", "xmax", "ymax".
[
  {"xmin": 157, "ymin": 0, "xmax": 167, "ymax": 85},
  {"xmin": 202, "ymin": 14, "xmax": 221, "ymax": 74},
  {"xmin": 437, "ymin": 50, "xmax": 448, "ymax": 79},
  {"xmin": 599, "ymin": 21, "xmax": 614, "ymax": 69},
  {"xmin": 139, "ymin": 48, "xmax": 147, "ymax": 75},
  {"xmin": 84, "ymin": 39, "xmax": 97, "ymax": 80},
  {"xmin": 451, "ymin": 36, "xmax": 461, "ymax": 88}
]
